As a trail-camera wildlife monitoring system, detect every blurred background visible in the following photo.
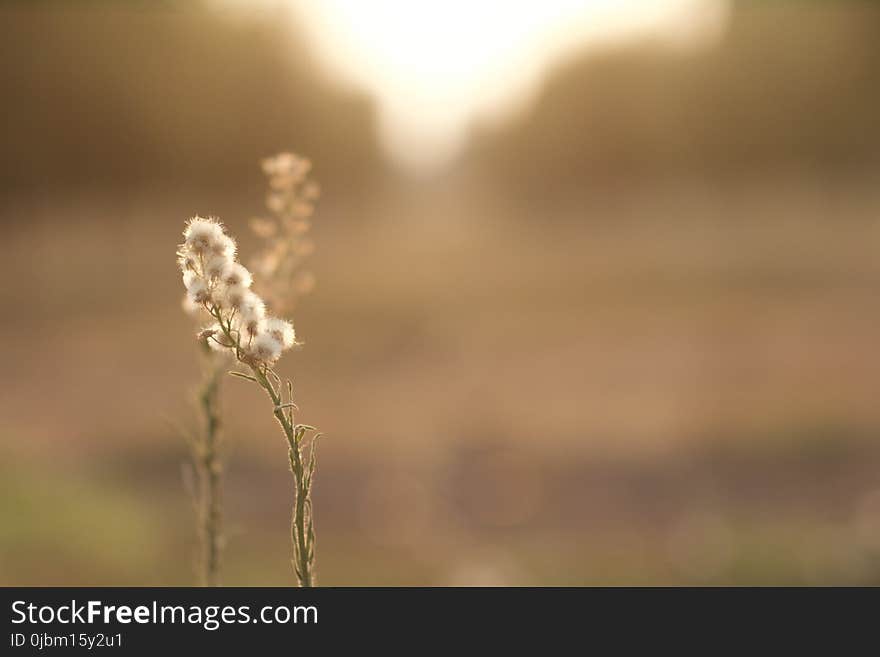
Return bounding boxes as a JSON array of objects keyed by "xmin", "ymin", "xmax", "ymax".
[{"xmin": 2, "ymin": 0, "xmax": 880, "ymax": 585}]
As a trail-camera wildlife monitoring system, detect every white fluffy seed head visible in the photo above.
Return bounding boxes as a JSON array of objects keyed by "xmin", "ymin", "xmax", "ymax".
[
  {"xmin": 264, "ymin": 317, "xmax": 295, "ymax": 350},
  {"xmin": 210, "ymin": 233, "xmax": 237, "ymax": 260},
  {"xmin": 236, "ymin": 290, "xmax": 266, "ymax": 337},
  {"xmin": 183, "ymin": 216, "xmax": 224, "ymax": 254},
  {"xmin": 221, "ymin": 283, "xmax": 248, "ymax": 310},
  {"xmin": 239, "ymin": 292, "xmax": 266, "ymax": 322},
  {"xmin": 201, "ymin": 323, "xmax": 235, "ymax": 351},
  {"xmin": 181, "ymin": 294, "xmax": 201, "ymax": 316},
  {"xmin": 204, "ymin": 255, "xmax": 230, "ymax": 280},
  {"xmin": 251, "ymin": 332, "xmax": 282, "ymax": 363},
  {"xmin": 242, "ymin": 317, "xmax": 264, "ymax": 338},
  {"xmin": 229, "ymin": 315, "xmax": 252, "ymax": 341},
  {"xmin": 177, "ymin": 252, "xmax": 198, "ymax": 273},
  {"xmin": 222, "ymin": 262, "xmax": 253, "ymax": 288},
  {"xmin": 182, "ymin": 270, "xmax": 199, "ymax": 289},
  {"xmin": 186, "ymin": 279, "xmax": 211, "ymax": 304}
]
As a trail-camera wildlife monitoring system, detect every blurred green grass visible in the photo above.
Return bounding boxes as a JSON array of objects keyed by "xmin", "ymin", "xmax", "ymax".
[{"xmin": 4, "ymin": 418, "xmax": 880, "ymax": 585}]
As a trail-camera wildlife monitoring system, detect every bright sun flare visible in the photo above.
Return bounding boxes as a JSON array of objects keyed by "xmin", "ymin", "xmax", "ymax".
[{"xmin": 290, "ymin": 0, "xmax": 728, "ymax": 174}]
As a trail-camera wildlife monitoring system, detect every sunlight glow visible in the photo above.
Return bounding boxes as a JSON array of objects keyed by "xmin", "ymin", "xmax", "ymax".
[{"xmin": 292, "ymin": 0, "xmax": 729, "ymax": 174}]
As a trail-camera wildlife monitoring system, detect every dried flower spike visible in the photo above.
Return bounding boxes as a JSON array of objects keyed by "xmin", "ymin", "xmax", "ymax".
[{"xmin": 249, "ymin": 152, "xmax": 321, "ymax": 315}]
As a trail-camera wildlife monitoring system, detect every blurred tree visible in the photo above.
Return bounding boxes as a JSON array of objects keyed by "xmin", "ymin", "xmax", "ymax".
[
  {"xmin": 466, "ymin": 2, "xmax": 880, "ymax": 201},
  {"xmin": 0, "ymin": 2, "xmax": 385, "ymax": 201}
]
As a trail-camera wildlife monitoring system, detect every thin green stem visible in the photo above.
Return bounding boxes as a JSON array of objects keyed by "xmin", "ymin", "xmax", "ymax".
[
  {"xmin": 209, "ymin": 304, "xmax": 316, "ymax": 587},
  {"xmin": 254, "ymin": 367, "xmax": 314, "ymax": 587}
]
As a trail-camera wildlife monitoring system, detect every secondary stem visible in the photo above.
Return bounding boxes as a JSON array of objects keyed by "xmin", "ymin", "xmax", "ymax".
[{"xmin": 196, "ymin": 344, "xmax": 224, "ymax": 586}]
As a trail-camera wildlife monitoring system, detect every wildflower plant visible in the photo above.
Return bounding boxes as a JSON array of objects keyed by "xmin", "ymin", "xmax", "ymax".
[
  {"xmin": 178, "ymin": 214, "xmax": 321, "ymax": 587},
  {"xmin": 180, "ymin": 153, "xmax": 321, "ymax": 587}
]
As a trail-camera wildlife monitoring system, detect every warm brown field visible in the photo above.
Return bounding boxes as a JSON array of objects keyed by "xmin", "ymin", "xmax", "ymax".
[
  {"xmin": 3, "ymin": 172, "xmax": 880, "ymax": 585},
  {"xmin": 3, "ymin": 1, "xmax": 880, "ymax": 586}
]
